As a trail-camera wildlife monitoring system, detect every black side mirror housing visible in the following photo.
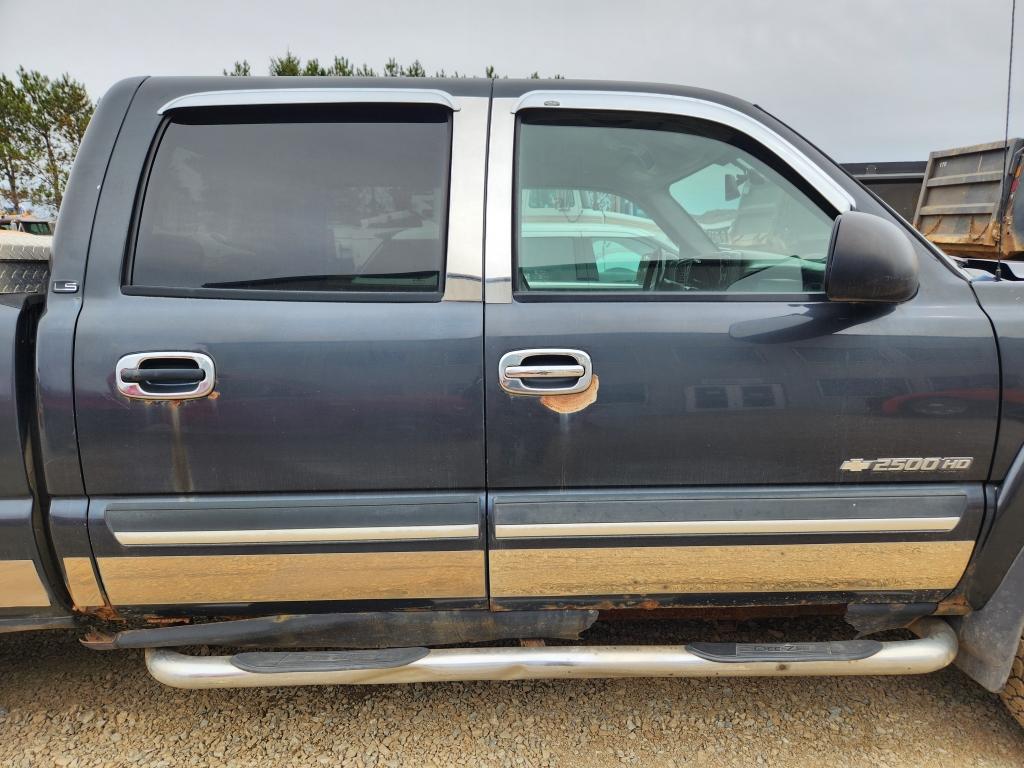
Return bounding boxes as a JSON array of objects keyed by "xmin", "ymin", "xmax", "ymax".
[{"xmin": 825, "ymin": 211, "xmax": 919, "ymax": 303}]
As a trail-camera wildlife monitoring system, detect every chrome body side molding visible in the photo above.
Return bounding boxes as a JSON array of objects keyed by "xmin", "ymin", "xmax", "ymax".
[
  {"xmin": 115, "ymin": 523, "xmax": 479, "ymax": 547},
  {"xmin": 495, "ymin": 516, "xmax": 961, "ymax": 539}
]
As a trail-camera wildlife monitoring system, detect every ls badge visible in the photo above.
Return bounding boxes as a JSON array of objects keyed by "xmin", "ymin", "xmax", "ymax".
[{"xmin": 840, "ymin": 457, "xmax": 973, "ymax": 473}]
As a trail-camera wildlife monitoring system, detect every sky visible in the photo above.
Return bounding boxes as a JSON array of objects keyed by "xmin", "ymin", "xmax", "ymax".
[{"xmin": 0, "ymin": 0, "xmax": 1020, "ymax": 163}]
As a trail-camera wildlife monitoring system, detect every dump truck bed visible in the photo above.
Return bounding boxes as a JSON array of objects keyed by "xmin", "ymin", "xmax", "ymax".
[{"xmin": 913, "ymin": 138, "xmax": 1024, "ymax": 259}]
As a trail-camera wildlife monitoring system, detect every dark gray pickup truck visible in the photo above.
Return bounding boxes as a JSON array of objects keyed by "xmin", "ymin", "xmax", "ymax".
[{"xmin": 4, "ymin": 76, "xmax": 1024, "ymax": 723}]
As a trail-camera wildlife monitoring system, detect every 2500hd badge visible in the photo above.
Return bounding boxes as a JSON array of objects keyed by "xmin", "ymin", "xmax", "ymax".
[{"xmin": 840, "ymin": 457, "xmax": 975, "ymax": 472}]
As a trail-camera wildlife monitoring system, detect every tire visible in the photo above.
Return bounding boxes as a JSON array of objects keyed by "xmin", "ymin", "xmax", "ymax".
[{"xmin": 1001, "ymin": 634, "xmax": 1024, "ymax": 727}]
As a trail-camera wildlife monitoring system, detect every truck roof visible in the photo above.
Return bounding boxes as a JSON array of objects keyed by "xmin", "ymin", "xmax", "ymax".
[{"xmin": 125, "ymin": 75, "xmax": 759, "ymax": 115}]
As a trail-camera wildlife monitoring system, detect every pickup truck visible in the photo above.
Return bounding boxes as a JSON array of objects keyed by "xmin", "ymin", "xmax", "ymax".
[{"xmin": 3, "ymin": 76, "xmax": 1024, "ymax": 726}]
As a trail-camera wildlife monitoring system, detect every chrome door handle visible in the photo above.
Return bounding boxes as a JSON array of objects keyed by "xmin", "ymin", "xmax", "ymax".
[
  {"xmin": 503, "ymin": 364, "xmax": 586, "ymax": 379},
  {"xmin": 499, "ymin": 349, "xmax": 593, "ymax": 395},
  {"xmin": 115, "ymin": 352, "xmax": 216, "ymax": 400}
]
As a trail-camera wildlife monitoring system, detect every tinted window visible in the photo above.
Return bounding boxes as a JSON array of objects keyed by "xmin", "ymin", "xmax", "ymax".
[
  {"xmin": 515, "ymin": 114, "xmax": 834, "ymax": 295},
  {"xmin": 132, "ymin": 104, "xmax": 450, "ymax": 295},
  {"xmin": 22, "ymin": 221, "xmax": 52, "ymax": 235}
]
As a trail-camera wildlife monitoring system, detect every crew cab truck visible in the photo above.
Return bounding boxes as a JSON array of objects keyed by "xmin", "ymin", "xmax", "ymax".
[{"xmin": 3, "ymin": 77, "xmax": 1024, "ymax": 724}]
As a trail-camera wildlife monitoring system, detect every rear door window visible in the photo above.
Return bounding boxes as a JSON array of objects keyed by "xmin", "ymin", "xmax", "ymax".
[{"xmin": 130, "ymin": 104, "xmax": 451, "ymax": 298}]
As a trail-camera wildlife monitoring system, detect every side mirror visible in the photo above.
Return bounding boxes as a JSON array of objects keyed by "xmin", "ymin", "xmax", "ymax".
[{"xmin": 825, "ymin": 211, "xmax": 919, "ymax": 303}]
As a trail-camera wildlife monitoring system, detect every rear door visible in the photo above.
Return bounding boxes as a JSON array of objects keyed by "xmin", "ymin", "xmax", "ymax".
[
  {"xmin": 483, "ymin": 87, "xmax": 997, "ymax": 610},
  {"xmin": 74, "ymin": 82, "xmax": 489, "ymax": 614}
]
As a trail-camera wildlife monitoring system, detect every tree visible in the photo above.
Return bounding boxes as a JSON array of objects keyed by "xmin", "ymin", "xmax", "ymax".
[
  {"xmin": 403, "ymin": 60, "xmax": 426, "ymax": 77},
  {"xmin": 223, "ymin": 60, "xmax": 252, "ymax": 76},
  {"xmin": 302, "ymin": 58, "xmax": 328, "ymax": 77},
  {"xmin": 269, "ymin": 50, "xmax": 302, "ymax": 76},
  {"xmin": 52, "ymin": 73, "xmax": 91, "ymax": 149},
  {"xmin": 0, "ymin": 74, "xmax": 35, "ymax": 213},
  {"xmin": 328, "ymin": 56, "xmax": 354, "ymax": 77},
  {"xmin": 225, "ymin": 53, "xmax": 563, "ymax": 80},
  {"xmin": 16, "ymin": 67, "xmax": 93, "ymax": 211}
]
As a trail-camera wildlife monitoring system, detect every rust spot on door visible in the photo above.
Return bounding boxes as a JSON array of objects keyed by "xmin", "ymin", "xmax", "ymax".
[{"xmin": 540, "ymin": 374, "xmax": 599, "ymax": 414}]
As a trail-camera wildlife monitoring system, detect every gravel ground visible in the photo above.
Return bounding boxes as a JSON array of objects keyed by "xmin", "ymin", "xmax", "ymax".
[{"xmin": 2, "ymin": 618, "xmax": 1023, "ymax": 768}]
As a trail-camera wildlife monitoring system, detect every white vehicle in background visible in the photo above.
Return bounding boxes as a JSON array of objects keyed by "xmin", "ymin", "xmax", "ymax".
[
  {"xmin": 520, "ymin": 216, "xmax": 676, "ymax": 290},
  {"xmin": 519, "ymin": 190, "xmax": 677, "ymax": 290},
  {"xmin": 5, "ymin": 216, "xmax": 54, "ymax": 236}
]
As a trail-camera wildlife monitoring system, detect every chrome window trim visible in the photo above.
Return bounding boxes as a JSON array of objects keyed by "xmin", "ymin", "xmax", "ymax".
[
  {"xmin": 158, "ymin": 87, "xmax": 461, "ymax": 114},
  {"xmin": 512, "ymin": 90, "xmax": 856, "ymax": 213},
  {"xmin": 485, "ymin": 90, "xmax": 857, "ymax": 304}
]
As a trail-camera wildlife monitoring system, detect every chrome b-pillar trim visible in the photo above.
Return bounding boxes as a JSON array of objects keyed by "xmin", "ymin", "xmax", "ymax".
[
  {"xmin": 443, "ymin": 96, "xmax": 488, "ymax": 302},
  {"xmin": 484, "ymin": 98, "xmax": 517, "ymax": 304}
]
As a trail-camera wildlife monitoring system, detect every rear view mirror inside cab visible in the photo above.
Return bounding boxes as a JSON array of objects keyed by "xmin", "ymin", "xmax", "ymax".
[{"xmin": 724, "ymin": 174, "xmax": 741, "ymax": 201}]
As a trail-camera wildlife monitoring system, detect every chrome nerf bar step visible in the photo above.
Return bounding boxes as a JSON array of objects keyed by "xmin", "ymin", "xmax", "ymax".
[{"xmin": 145, "ymin": 619, "xmax": 957, "ymax": 689}]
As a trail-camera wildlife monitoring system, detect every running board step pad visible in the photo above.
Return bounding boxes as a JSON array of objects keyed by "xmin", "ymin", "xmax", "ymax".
[
  {"xmin": 686, "ymin": 639, "xmax": 883, "ymax": 663},
  {"xmin": 145, "ymin": 618, "xmax": 956, "ymax": 689},
  {"xmin": 231, "ymin": 648, "xmax": 429, "ymax": 673}
]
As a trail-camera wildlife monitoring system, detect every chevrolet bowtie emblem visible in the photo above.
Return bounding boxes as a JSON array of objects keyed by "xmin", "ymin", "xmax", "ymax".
[{"xmin": 840, "ymin": 458, "xmax": 874, "ymax": 472}]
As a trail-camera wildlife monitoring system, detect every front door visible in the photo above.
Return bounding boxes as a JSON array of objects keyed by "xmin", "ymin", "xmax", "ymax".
[
  {"xmin": 73, "ymin": 83, "xmax": 490, "ymax": 614},
  {"xmin": 483, "ymin": 88, "xmax": 997, "ymax": 609}
]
